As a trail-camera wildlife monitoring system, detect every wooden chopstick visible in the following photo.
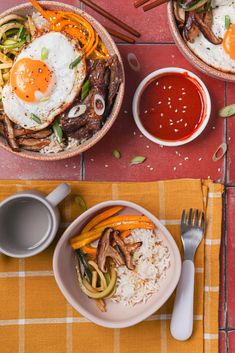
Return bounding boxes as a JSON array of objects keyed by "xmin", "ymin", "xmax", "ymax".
[
  {"xmin": 143, "ymin": 0, "xmax": 168, "ymax": 12},
  {"xmin": 105, "ymin": 27, "xmax": 135, "ymax": 43},
  {"xmin": 79, "ymin": 0, "xmax": 141, "ymax": 38},
  {"xmin": 134, "ymin": 0, "xmax": 151, "ymax": 8}
]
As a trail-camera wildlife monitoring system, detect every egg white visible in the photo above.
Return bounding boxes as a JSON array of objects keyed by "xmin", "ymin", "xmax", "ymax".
[
  {"xmin": 2, "ymin": 32, "xmax": 86, "ymax": 130},
  {"xmin": 187, "ymin": 3, "xmax": 235, "ymax": 73}
]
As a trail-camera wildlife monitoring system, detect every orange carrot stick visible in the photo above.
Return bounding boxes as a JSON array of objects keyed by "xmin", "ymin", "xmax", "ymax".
[
  {"xmin": 81, "ymin": 206, "xmax": 124, "ymax": 233},
  {"xmin": 70, "ymin": 221, "xmax": 154, "ymax": 249},
  {"xmin": 120, "ymin": 230, "xmax": 131, "ymax": 238},
  {"xmin": 82, "ymin": 245, "xmax": 97, "ymax": 255},
  {"xmin": 95, "ymin": 215, "xmax": 150, "ymax": 229}
]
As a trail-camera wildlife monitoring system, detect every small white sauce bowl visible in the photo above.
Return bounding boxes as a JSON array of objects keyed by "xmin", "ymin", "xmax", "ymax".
[{"xmin": 132, "ymin": 67, "xmax": 211, "ymax": 147}]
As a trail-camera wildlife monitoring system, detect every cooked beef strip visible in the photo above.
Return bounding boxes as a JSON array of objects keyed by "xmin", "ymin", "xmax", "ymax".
[
  {"xmin": 18, "ymin": 137, "xmax": 50, "ymax": 151},
  {"xmin": 106, "ymin": 55, "xmax": 123, "ymax": 115},
  {"xmin": 61, "ymin": 55, "xmax": 122, "ymax": 142},
  {"xmin": 2, "ymin": 113, "xmax": 19, "ymax": 151}
]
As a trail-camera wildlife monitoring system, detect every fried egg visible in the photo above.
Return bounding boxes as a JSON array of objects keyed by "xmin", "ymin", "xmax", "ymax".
[
  {"xmin": 2, "ymin": 32, "xmax": 86, "ymax": 130},
  {"xmin": 187, "ymin": 1, "xmax": 235, "ymax": 73}
]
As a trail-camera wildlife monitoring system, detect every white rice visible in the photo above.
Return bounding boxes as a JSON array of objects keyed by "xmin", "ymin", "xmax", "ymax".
[{"xmin": 112, "ymin": 229, "xmax": 171, "ymax": 307}]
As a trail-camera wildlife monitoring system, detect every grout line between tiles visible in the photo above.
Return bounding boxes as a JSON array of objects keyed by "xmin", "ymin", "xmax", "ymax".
[{"xmin": 80, "ymin": 153, "xmax": 85, "ymax": 180}]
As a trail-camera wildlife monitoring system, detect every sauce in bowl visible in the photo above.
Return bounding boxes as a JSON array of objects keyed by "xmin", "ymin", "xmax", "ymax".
[{"xmin": 138, "ymin": 72, "xmax": 206, "ymax": 142}]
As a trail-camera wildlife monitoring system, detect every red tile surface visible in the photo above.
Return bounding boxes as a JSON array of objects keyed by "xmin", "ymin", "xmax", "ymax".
[
  {"xmin": 226, "ymin": 83, "xmax": 235, "ymax": 185},
  {"xmin": 227, "ymin": 188, "xmax": 235, "ymax": 328},
  {"xmin": 85, "ymin": 1, "xmax": 172, "ymax": 43},
  {"xmin": 85, "ymin": 44, "xmax": 225, "ymax": 182},
  {"xmin": 220, "ymin": 331, "xmax": 227, "ymax": 353},
  {"xmin": 228, "ymin": 331, "xmax": 235, "ymax": 353}
]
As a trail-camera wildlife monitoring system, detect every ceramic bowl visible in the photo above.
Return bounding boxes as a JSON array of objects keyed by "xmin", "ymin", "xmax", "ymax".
[
  {"xmin": 167, "ymin": 1, "xmax": 235, "ymax": 82},
  {"xmin": 0, "ymin": 2, "xmax": 125, "ymax": 161},
  {"xmin": 132, "ymin": 67, "xmax": 211, "ymax": 147},
  {"xmin": 53, "ymin": 200, "xmax": 182, "ymax": 328}
]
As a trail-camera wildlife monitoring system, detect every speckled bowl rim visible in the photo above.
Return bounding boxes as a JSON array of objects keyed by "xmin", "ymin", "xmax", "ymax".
[
  {"xmin": 0, "ymin": 1, "xmax": 125, "ymax": 161},
  {"xmin": 167, "ymin": 1, "xmax": 235, "ymax": 82}
]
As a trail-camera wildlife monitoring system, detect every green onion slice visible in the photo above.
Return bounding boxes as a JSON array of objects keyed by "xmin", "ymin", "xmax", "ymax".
[
  {"xmin": 69, "ymin": 56, "xmax": 81, "ymax": 69},
  {"xmin": 31, "ymin": 113, "xmax": 41, "ymax": 124},
  {"xmin": 219, "ymin": 104, "xmax": 235, "ymax": 118},
  {"xmin": 130, "ymin": 156, "xmax": 146, "ymax": 165},
  {"xmin": 53, "ymin": 119, "xmax": 63, "ymax": 143},
  {"xmin": 225, "ymin": 15, "xmax": 231, "ymax": 30},
  {"xmin": 41, "ymin": 47, "xmax": 49, "ymax": 60},
  {"xmin": 75, "ymin": 195, "xmax": 87, "ymax": 213},
  {"xmin": 112, "ymin": 149, "xmax": 121, "ymax": 159},
  {"xmin": 81, "ymin": 79, "xmax": 90, "ymax": 101}
]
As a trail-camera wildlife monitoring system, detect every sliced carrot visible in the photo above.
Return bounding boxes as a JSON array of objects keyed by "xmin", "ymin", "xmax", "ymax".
[
  {"xmin": 81, "ymin": 206, "xmax": 124, "ymax": 233},
  {"xmin": 120, "ymin": 230, "xmax": 131, "ymax": 238},
  {"xmin": 82, "ymin": 245, "xmax": 97, "ymax": 255},
  {"xmin": 70, "ymin": 221, "xmax": 154, "ymax": 249},
  {"xmin": 95, "ymin": 215, "xmax": 150, "ymax": 229}
]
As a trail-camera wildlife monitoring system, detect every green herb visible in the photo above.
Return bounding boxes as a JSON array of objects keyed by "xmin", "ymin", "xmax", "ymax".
[
  {"xmin": 75, "ymin": 195, "xmax": 87, "ymax": 213},
  {"xmin": 225, "ymin": 15, "xmax": 231, "ymax": 30},
  {"xmin": 177, "ymin": 0, "xmax": 208, "ymax": 11},
  {"xmin": 81, "ymin": 79, "xmax": 90, "ymax": 101},
  {"xmin": 219, "ymin": 104, "xmax": 235, "ymax": 118},
  {"xmin": 112, "ymin": 149, "xmax": 121, "ymax": 159},
  {"xmin": 26, "ymin": 34, "xmax": 31, "ymax": 42},
  {"xmin": 69, "ymin": 56, "xmax": 81, "ymax": 69},
  {"xmin": 41, "ymin": 47, "xmax": 49, "ymax": 60},
  {"xmin": 6, "ymin": 28, "xmax": 19, "ymax": 37},
  {"xmin": 30, "ymin": 113, "xmax": 41, "ymax": 124},
  {"xmin": 18, "ymin": 26, "xmax": 26, "ymax": 41},
  {"xmin": 53, "ymin": 119, "xmax": 63, "ymax": 143},
  {"xmin": 40, "ymin": 96, "xmax": 50, "ymax": 102},
  {"xmin": 130, "ymin": 156, "xmax": 146, "ymax": 165}
]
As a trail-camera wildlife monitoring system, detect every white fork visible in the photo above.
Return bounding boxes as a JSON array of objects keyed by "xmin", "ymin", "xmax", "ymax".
[{"xmin": 170, "ymin": 209, "xmax": 205, "ymax": 341}]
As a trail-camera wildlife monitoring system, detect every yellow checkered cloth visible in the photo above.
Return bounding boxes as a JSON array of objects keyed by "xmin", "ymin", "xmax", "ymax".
[{"xmin": 0, "ymin": 179, "xmax": 223, "ymax": 353}]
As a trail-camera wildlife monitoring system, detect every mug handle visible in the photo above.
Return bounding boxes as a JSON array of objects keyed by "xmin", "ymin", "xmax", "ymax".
[{"xmin": 46, "ymin": 183, "xmax": 71, "ymax": 207}]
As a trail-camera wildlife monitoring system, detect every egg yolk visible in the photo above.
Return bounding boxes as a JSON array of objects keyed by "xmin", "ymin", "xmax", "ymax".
[
  {"xmin": 223, "ymin": 24, "xmax": 235, "ymax": 60},
  {"xmin": 10, "ymin": 58, "xmax": 54, "ymax": 103}
]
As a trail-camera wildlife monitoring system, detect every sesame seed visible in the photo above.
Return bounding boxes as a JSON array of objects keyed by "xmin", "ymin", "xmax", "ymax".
[
  {"xmin": 133, "ymin": 131, "xmax": 136, "ymax": 135},
  {"xmin": 156, "ymin": 81, "xmax": 159, "ymax": 86},
  {"xmin": 180, "ymin": 119, "xmax": 183, "ymax": 122},
  {"xmin": 158, "ymin": 101, "xmax": 162, "ymax": 105},
  {"xmin": 160, "ymin": 113, "xmax": 164, "ymax": 117},
  {"xmin": 159, "ymin": 125, "xmax": 162, "ymax": 128},
  {"xmin": 178, "ymin": 98, "xmax": 182, "ymax": 101},
  {"xmin": 183, "ymin": 106, "xmax": 187, "ymax": 109},
  {"xmin": 170, "ymin": 123, "xmax": 173, "ymax": 126},
  {"xmin": 124, "ymin": 110, "xmax": 128, "ymax": 114},
  {"xmin": 150, "ymin": 167, "xmax": 154, "ymax": 171},
  {"xmin": 198, "ymin": 158, "xmax": 202, "ymax": 161},
  {"xmin": 229, "ymin": 137, "xmax": 232, "ymax": 141},
  {"xmin": 90, "ymin": 158, "xmax": 94, "ymax": 162},
  {"xmin": 146, "ymin": 145, "xmax": 150, "ymax": 149},
  {"xmin": 168, "ymin": 86, "xmax": 172, "ymax": 89},
  {"xmin": 182, "ymin": 88, "xmax": 185, "ymax": 91},
  {"xmin": 174, "ymin": 129, "xmax": 179, "ymax": 132},
  {"xmin": 168, "ymin": 97, "xmax": 171, "ymax": 101},
  {"xmin": 218, "ymin": 168, "xmax": 221, "ymax": 172},
  {"xmin": 182, "ymin": 110, "xmax": 186, "ymax": 113},
  {"xmin": 147, "ymin": 165, "xmax": 150, "ymax": 168},
  {"xmin": 179, "ymin": 162, "xmax": 182, "ymax": 166},
  {"xmin": 175, "ymin": 151, "xmax": 179, "ymax": 155},
  {"xmin": 184, "ymin": 123, "xmax": 188, "ymax": 127},
  {"xmin": 212, "ymin": 126, "xmax": 215, "ymax": 130},
  {"xmin": 168, "ymin": 102, "xmax": 171, "ymax": 105},
  {"xmin": 105, "ymin": 164, "xmax": 109, "ymax": 168},
  {"xmin": 163, "ymin": 85, "xmax": 166, "ymax": 90},
  {"xmin": 175, "ymin": 109, "xmax": 178, "ymax": 113},
  {"xmin": 173, "ymin": 167, "xmax": 176, "ymax": 171},
  {"xmin": 182, "ymin": 92, "xmax": 186, "ymax": 95},
  {"xmin": 169, "ymin": 105, "xmax": 172, "ymax": 109},
  {"xmin": 144, "ymin": 110, "xmax": 148, "ymax": 114},
  {"xmin": 184, "ymin": 157, "xmax": 189, "ymax": 160},
  {"xmin": 139, "ymin": 134, "xmax": 143, "ymax": 138}
]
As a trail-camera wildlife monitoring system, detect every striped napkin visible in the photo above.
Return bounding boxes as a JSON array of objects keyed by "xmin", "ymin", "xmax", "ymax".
[{"xmin": 0, "ymin": 179, "xmax": 223, "ymax": 353}]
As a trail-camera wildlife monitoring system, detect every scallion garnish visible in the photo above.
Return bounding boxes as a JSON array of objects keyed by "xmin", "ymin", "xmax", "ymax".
[
  {"xmin": 31, "ymin": 113, "xmax": 41, "ymax": 124},
  {"xmin": 69, "ymin": 56, "xmax": 81, "ymax": 69},
  {"xmin": 219, "ymin": 104, "xmax": 235, "ymax": 118},
  {"xmin": 130, "ymin": 156, "xmax": 146, "ymax": 165},
  {"xmin": 41, "ymin": 47, "xmax": 49, "ymax": 60},
  {"xmin": 112, "ymin": 149, "xmax": 121, "ymax": 159},
  {"xmin": 225, "ymin": 15, "xmax": 231, "ymax": 30},
  {"xmin": 53, "ymin": 119, "xmax": 63, "ymax": 143},
  {"xmin": 81, "ymin": 79, "xmax": 90, "ymax": 101}
]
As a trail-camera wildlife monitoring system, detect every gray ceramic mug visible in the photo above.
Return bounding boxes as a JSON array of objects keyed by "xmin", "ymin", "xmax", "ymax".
[{"xmin": 0, "ymin": 183, "xmax": 71, "ymax": 258}]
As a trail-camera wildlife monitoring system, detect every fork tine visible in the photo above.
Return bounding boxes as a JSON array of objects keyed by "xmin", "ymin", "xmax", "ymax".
[
  {"xmin": 188, "ymin": 208, "xmax": 193, "ymax": 225},
  {"xmin": 200, "ymin": 212, "xmax": 205, "ymax": 232},
  {"xmin": 194, "ymin": 209, "xmax": 199, "ymax": 227},
  {"xmin": 181, "ymin": 209, "xmax": 186, "ymax": 226}
]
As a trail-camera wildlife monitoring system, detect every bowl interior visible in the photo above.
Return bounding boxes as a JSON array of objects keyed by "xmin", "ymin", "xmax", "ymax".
[
  {"xmin": 167, "ymin": 2, "xmax": 235, "ymax": 82},
  {"xmin": 53, "ymin": 201, "xmax": 181, "ymax": 328},
  {"xmin": 0, "ymin": 1, "xmax": 125, "ymax": 160}
]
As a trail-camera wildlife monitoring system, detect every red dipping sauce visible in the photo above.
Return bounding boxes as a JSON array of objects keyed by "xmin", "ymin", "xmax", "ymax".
[{"xmin": 139, "ymin": 72, "xmax": 205, "ymax": 141}]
